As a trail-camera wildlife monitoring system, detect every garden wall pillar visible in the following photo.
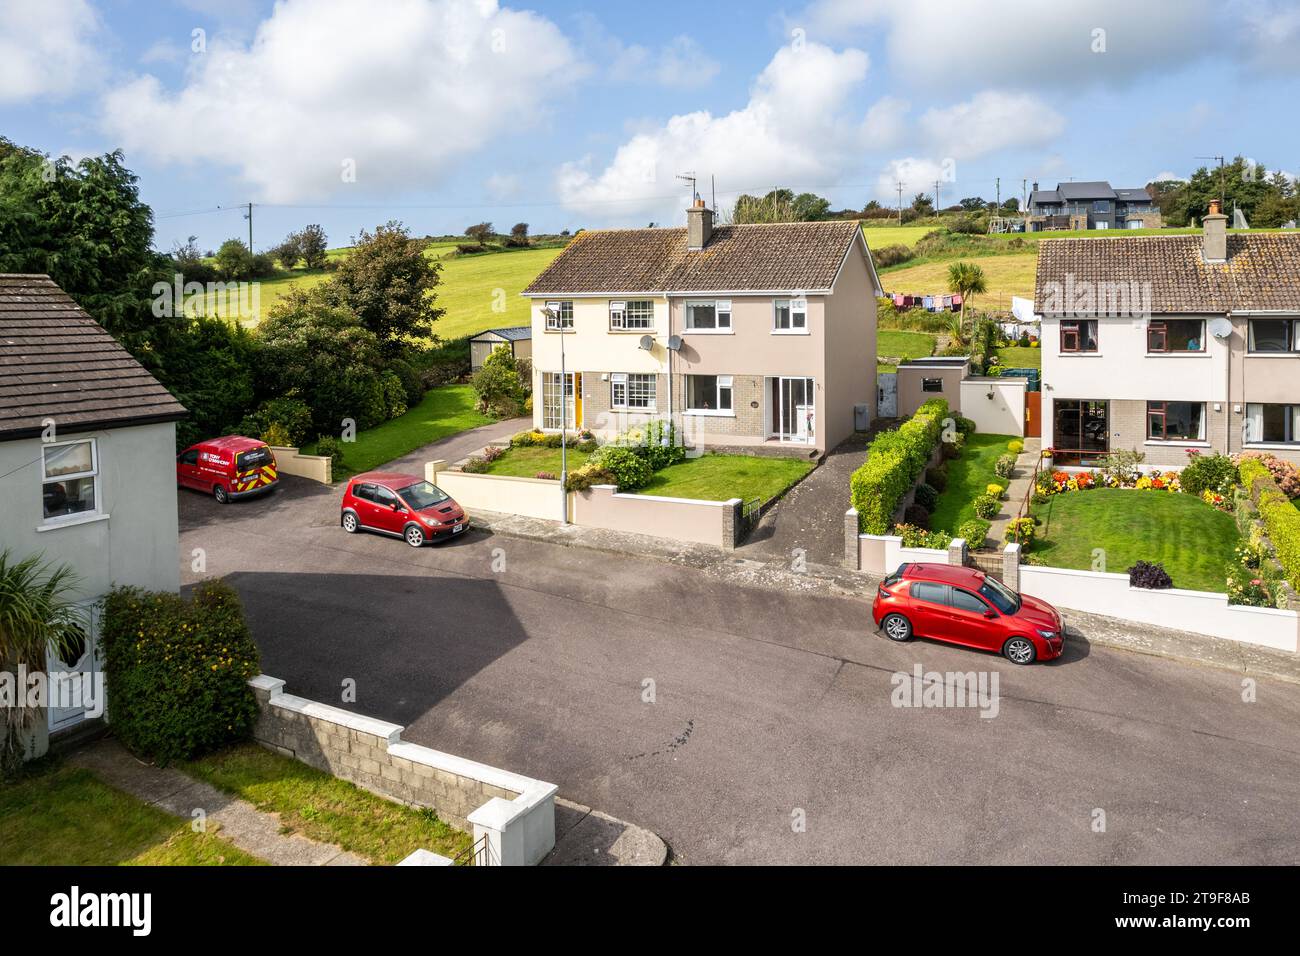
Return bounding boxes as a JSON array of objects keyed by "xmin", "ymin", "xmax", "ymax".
[
  {"xmin": 425, "ymin": 459, "xmax": 447, "ymax": 483},
  {"xmin": 1003, "ymin": 543, "xmax": 1021, "ymax": 591},
  {"xmin": 844, "ymin": 508, "xmax": 860, "ymax": 568},
  {"xmin": 947, "ymin": 538, "xmax": 968, "ymax": 567}
]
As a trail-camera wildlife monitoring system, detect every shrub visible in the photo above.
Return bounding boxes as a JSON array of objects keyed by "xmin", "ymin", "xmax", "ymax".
[
  {"xmin": 239, "ymin": 397, "xmax": 314, "ymax": 447},
  {"xmin": 957, "ymin": 518, "xmax": 991, "ymax": 548},
  {"xmin": 535, "ymin": 471, "xmax": 557, "ymax": 480},
  {"xmin": 994, "ymin": 454, "xmax": 1016, "ymax": 479},
  {"xmin": 315, "ymin": 435, "xmax": 344, "ymax": 468},
  {"xmin": 1099, "ymin": 448, "xmax": 1145, "ymax": 485},
  {"xmin": 1241, "ymin": 457, "xmax": 1300, "ymax": 590},
  {"xmin": 575, "ymin": 438, "xmax": 599, "ymax": 454},
  {"xmin": 955, "ymin": 416, "xmax": 977, "ymax": 438},
  {"xmin": 471, "ymin": 346, "xmax": 526, "ymax": 418},
  {"xmin": 973, "ymin": 494, "xmax": 999, "ymax": 519},
  {"xmin": 100, "ymin": 581, "xmax": 261, "ymax": 764},
  {"xmin": 1128, "ymin": 560, "xmax": 1173, "ymax": 590},
  {"xmin": 379, "ymin": 369, "xmax": 408, "ymax": 419},
  {"xmin": 387, "ymin": 358, "xmax": 426, "ymax": 409},
  {"xmin": 262, "ymin": 422, "xmax": 291, "ymax": 447},
  {"xmin": 873, "ymin": 244, "xmax": 914, "ymax": 268},
  {"xmin": 914, "ymin": 482, "xmax": 939, "ymax": 510},
  {"xmin": 1179, "ymin": 452, "xmax": 1237, "ymax": 497},
  {"xmin": 481, "ymin": 445, "xmax": 505, "ymax": 463},
  {"xmin": 893, "ymin": 523, "xmax": 953, "ymax": 549},
  {"xmin": 565, "ymin": 465, "xmax": 616, "ymax": 492},
  {"xmin": 941, "ymin": 433, "xmax": 966, "ymax": 460},
  {"xmin": 903, "ymin": 503, "xmax": 931, "ymax": 528},
  {"xmin": 985, "ymin": 483, "xmax": 1005, "ymax": 499},
  {"xmin": 511, "ymin": 429, "xmax": 545, "ymax": 447},
  {"xmin": 461, "ymin": 456, "xmax": 490, "ymax": 473},
  {"xmin": 590, "ymin": 445, "xmax": 653, "ymax": 490},
  {"xmin": 850, "ymin": 399, "xmax": 948, "ymax": 533},
  {"xmin": 1004, "ymin": 517, "xmax": 1035, "ymax": 547},
  {"xmin": 1007, "ymin": 440, "xmax": 1023, "ymax": 455},
  {"xmin": 925, "ymin": 464, "xmax": 948, "ymax": 492},
  {"xmin": 1241, "ymin": 453, "xmax": 1300, "ymax": 498}
]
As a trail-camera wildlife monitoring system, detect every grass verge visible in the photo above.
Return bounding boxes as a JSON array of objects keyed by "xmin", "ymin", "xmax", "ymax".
[
  {"xmin": 635, "ymin": 453, "xmax": 814, "ymax": 505},
  {"xmin": 481, "ymin": 445, "xmax": 591, "ymax": 477}
]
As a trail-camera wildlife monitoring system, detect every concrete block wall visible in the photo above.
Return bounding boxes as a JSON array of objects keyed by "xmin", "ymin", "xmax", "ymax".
[
  {"xmin": 249, "ymin": 675, "xmax": 557, "ymax": 864},
  {"xmin": 269, "ymin": 446, "xmax": 333, "ymax": 484}
]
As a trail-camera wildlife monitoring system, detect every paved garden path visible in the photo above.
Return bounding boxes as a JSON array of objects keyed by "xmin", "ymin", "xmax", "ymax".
[
  {"xmin": 69, "ymin": 739, "xmax": 367, "ymax": 866},
  {"xmin": 986, "ymin": 437, "xmax": 1040, "ymax": 545},
  {"xmin": 385, "ymin": 415, "xmax": 530, "ymax": 473}
]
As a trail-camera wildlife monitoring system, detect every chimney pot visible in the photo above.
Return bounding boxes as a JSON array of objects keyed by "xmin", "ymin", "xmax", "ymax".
[
  {"xmin": 1202, "ymin": 200, "xmax": 1227, "ymax": 262},
  {"xmin": 1209, "ymin": 198, "xmax": 1221, "ymax": 216}
]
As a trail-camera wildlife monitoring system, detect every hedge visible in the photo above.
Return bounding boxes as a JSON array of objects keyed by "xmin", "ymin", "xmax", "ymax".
[
  {"xmin": 100, "ymin": 580, "xmax": 262, "ymax": 765},
  {"xmin": 850, "ymin": 398, "xmax": 949, "ymax": 534},
  {"xmin": 1241, "ymin": 456, "xmax": 1300, "ymax": 590}
]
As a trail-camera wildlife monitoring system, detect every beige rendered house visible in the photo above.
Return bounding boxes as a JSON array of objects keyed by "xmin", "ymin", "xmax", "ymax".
[
  {"xmin": 1036, "ymin": 204, "xmax": 1300, "ymax": 467},
  {"xmin": 522, "ymin": 203, "xmax": 882, "ymax": 453}
]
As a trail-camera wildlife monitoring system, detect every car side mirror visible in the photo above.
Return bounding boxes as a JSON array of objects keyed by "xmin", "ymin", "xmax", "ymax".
[
  {"xmin": 392, "ymin": 502, "xmax": 404, "ymax": 511},
  {"xmin": 984, "ymin": 610, "xmax": 997, "ymax": 619}
]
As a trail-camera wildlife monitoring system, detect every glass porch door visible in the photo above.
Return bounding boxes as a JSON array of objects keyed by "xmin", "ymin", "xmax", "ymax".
[
  {"xmin": 1052, "ymin": 400, "xmax": 1109, "ymax": 466},
  {"xmin": 772, "ymin": 377, "xmax": 815, "ymax": 443}
]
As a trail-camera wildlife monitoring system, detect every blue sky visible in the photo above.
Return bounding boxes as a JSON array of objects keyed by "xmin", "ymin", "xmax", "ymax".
[{"xmin": 3, "ymin": 0, "xmax": 1298, "ymax": 253}]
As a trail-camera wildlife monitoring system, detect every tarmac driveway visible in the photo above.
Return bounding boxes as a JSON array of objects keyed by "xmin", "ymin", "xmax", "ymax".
[{"xmin": 178, "ymin": 468, "xmax": 1300, "ymax": 865}]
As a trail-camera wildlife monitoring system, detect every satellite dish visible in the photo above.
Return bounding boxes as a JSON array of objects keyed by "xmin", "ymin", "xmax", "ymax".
[
  {"xmin": 1208, "ymin": 317, "xmax": 1232, "ymax": 340},
  {"xmin": 666, "ymin": 335, "xmax": 683, "ymax": 351},
  {"xmin": 639, "ymin": 335, "xmax": 655, "ymax": 351}
]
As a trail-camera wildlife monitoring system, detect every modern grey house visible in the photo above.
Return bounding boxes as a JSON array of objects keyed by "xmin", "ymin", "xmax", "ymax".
[
  {"xmin": 0, "ymin": 274, "xmax": 187, "ymax": 755},
  {"xmin": 469, "ymin": 326, "xmax": 532, "ymax": 371},
  {"xmin": 1027, "ymin": 181, "xmax": 1161, "ymax": 231}
]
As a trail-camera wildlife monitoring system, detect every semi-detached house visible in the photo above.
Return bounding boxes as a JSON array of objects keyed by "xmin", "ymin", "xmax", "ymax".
[
  {"xmin": 521, "ymin": 203, "xmax": 882, "ymax": 454},
  {"xmin": 1035, "ymin": 203, "xmax": 1300, "ymax": 468}
]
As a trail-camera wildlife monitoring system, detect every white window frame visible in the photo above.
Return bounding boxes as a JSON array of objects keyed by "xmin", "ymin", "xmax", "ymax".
[
  {"xmin": 611, "ymin": 372, "xmax": 655, "ymax": 410},
  {"xmin": 1245, "ymin": 402, "xmax": 1300, "ymax": 446},
  {"xmin": 773, "ymin": 298, "xmax": 808, "ymax": 334},
  {"xmin": 684, "ymin": 299, "xmax": 732, "ymax": 334},
  {"xmin": 39, "ymin": 437, "xmax": 102, "ymax": 526},
  {"xmin": 541, "ymin": 372, "xmax": 576, "ymax": 429},
  {"xmin": 610, "ymin": 299, "xmax": 653, "ymax": 331},
  {"xmin": 544, "ymin": 300, "xmax": 573, "ymax": 331},
  {"xmin": 1247, "ymin": 318, "xmax": 1300, "ymax": 354},
  {"xmin": 685, "ymin": 374, "xmax": 734, "ymax": 416}
]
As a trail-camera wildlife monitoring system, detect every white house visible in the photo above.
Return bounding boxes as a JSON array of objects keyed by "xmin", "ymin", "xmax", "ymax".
[{"xmin": 0, "ymin": 274, "xmax": 187, "ymax": 755}]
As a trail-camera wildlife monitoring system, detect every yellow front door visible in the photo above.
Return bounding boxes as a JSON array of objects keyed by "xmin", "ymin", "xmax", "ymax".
[{"xmin": 573, "ymin": 372, "xmax": 583, "ymax": 428}]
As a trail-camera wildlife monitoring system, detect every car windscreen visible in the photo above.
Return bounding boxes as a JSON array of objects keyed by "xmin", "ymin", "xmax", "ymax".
[
  {"xmin": 236, "ymin": 446, "xmax": 272, "ymax": 471},
  {"xmin": 979, "ymin": 577, "xmax": 1021, "ymax": 615},
  {"xmin": 397, "ymin": 481, "xmax": 449, "ymax": 510}
]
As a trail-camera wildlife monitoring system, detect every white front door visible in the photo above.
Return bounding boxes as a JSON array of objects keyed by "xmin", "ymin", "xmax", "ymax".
[
  {"xmin": 47, "ymin": 607, "xmax": 98, "ymax": 732},
  {"xmin": 774, "ymin": 377, "xmax": 815, "ymax": 443}
]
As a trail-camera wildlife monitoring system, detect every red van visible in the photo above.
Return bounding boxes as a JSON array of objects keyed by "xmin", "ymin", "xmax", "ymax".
[
  {"xmin": 340, "ymin": 471, "xmax": 467, "ymax": 547},
  {"xmin": 177, "ymin": 436, "xmax": 279, "ymax": 503}
]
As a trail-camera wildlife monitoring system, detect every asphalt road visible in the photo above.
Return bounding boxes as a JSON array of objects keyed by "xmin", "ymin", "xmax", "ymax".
[{"xmin": 179, "ymin": 475, "xmax": 1300, "ymax": 865}]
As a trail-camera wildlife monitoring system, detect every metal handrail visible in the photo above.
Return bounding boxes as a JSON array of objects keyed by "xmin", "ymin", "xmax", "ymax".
[{"xmin": 453, "ymin": 833, "xmax": 490, "ymax": 867}]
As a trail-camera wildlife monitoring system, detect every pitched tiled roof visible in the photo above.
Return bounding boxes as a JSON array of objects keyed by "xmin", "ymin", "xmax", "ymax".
[
  {"xmin": 1034, "ymin": 233, "xmax": 1300, "ymax": 314},
  {"xmin": 522, "ymin": 220, "xmax": 865, "ymax": 295},
  {"xmin": 0, "ymin": 274, "xmax": 187, "ymax": 440}
]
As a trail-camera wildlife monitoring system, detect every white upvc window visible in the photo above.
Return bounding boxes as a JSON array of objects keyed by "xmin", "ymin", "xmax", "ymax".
[
  {"xmin": 685, "ymin": 299, "xmax": 732, "ymax": 332},
  {"xmin": 686, "ymin": 374, "xmax": 734, "ymax": 413},
  {"xmin": 544, "ymin": 300, "xmax": 573, "ymax": 331},
  {"xmin": 610, "ymin": 373, "xmax": 655, "ymax": 410},
  {"xmin": 1245, "ymin": 403, "xmax": 1300, "ymax": 444},
  {"xmin": 774, "ymin": 298, "xmax": 807, "ymax": 333},
  {"xmin": 610, "ymin": 299, "xmax": 653, "ymax": 330},
  {"xmin": 41, "ymin": 438, "xmax": 100, "ymax": 523}
]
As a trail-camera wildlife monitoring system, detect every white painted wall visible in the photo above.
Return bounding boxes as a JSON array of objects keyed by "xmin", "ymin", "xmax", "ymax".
[
  {"xmin": 529, "ymin": 297, "xmax": 669, "ymax": 376},
  {"xmin": 960, "ymin": 379, "xmax": 1025, "ymax": 436},
  {"xmin": 1018, "ymin": 564, "xmax": 1298, "ymax": 652}
]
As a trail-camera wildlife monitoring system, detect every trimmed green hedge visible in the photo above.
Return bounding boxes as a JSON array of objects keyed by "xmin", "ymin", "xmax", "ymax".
[
  {"xmin": 101, "ymin": 580, "xmax": 261, "ymax": 765},
  {"xmin": 1241, "ymin": 457, "xmax": 1300, "ymax": 590},
  {"xmin": 850, "ymin": 398, "xmax": 949, "ymax": 534}
]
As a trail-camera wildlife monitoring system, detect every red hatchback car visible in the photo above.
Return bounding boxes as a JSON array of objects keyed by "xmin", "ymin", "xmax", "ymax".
[
  {"xmin": 340, "ymin": 471, "xmax": 468, "ymax": 547},
  {"xmin": 177, "ymin": 435, "xmax": 279, "ymax": 503},
  {"xmin": 872, "ymin": 563, "xmax": 1065, "ymax": 665}
]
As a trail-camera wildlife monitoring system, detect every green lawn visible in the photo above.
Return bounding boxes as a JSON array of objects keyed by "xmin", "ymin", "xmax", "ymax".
[
  {"xmin": 635, "ymin": 453, "xmax": 814, "ymax": 505},
  {"xmin": 877, "ymin": 330, "xmax": 937, "ymax": 375},
  {"xmin": 1030, "ymin": 488, "xmax": 1238, "ymax": 592},
  {"xmin": 481, "ymin": 444, "xmax": 591, "ymax": 477},
  {"xmin": 0, "ymin": 765, "xmax": 264, "ymax": 865},
  {"xmin": 861, "ymin": 225, "xmax": 937, "ymax": 249},
  {"xmin": 302, "ymin": 385, "xmax": 494, "ymax": 479},
  {"xmin": 994, "ymin": 346, "xmax": 1042, "ymax": 369},
  {"xmin": 183, "ymin": 743, "xmax": 470, "ymax": 865},
  {"xmin": 928, "ymin": 433, "xmax": 1017, "ymax": 533}
]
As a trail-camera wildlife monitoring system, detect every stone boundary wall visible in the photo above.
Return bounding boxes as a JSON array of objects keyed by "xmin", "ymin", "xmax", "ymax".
[{"xmin": 249, "ymin": 675, "xmax": 557, "ymax": 865}]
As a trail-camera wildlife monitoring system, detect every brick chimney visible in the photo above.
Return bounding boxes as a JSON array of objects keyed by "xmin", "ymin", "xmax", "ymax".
[
  {"xmin": 1202, "ymin": 198, "xmax": 1227, "ymax": 263},
  {"xmin": 686, "ymin": 197, "xmax": 713, "ymax": 251}
]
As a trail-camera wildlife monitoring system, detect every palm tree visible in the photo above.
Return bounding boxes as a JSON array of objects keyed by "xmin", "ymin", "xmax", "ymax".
[
  {"xmin": 947, "ymin": 261, "xmax": 988, "ymax": 341},
  {"xmin": 0, "ymin": 551, "xmax": 84, "ymax": 776}
]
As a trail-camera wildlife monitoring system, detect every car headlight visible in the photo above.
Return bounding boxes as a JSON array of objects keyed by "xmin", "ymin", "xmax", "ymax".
[
  {"xmin": 422, "ymin": 514, "xmax": 442, "ymax": 527},
  {"xmin": 1036, "ymin": 629, "xmax": 1058, "ymax": 640}
]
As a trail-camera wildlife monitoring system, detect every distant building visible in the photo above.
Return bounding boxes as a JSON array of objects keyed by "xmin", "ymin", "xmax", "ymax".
[
  {"xmin": 1026, "ymin": 181, "xmax": 1162, "ymax": 231},
  {"xmin": 469, "ymin": 326, "xmax": 532, "ymax": 371}
]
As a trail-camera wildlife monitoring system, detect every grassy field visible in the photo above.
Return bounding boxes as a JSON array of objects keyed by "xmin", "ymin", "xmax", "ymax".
[
  {"xmin": 301, "ymin": 385, "xmax": 494, "ymax": 478},
  {"xmin": 878, "ymin": 329, "xmax": 937, "ymax": 374},
  {"xmin": 928, "ymin": 434, "xmax": 1017, "ymax": 533},
  {"xmin": 861, "ymin": 225, "xmax": 937, "ymax": 249},
  {"xmin": 635, "ymin": 453, "xmax": 814, "ymax": 505},
  {"xmin": 993, "ymin": 346, "xmax": 1041, "ymax": 369},
  {"xmin": 481, "ymin": 445, "xmax": 591, "ymax": 477},
  {"xmin": 1030, "ymin": 488, "xmax": 1238, "ymax": 592},
  {"xmin": 880, "ymin": 253, "xmax": 1037, "ymax": 313},
  {"xmin": 183, "ymin": 743, "xmax": 470, "ymax": 865},
  {"xmin": 0, "ymin": 765, "xmax": 263, "ymax": 865}
]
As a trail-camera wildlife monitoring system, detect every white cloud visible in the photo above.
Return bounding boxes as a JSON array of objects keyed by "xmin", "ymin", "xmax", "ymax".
[
  {"xmin": 1151, "ymin": 170, "xmax": 1187, "ymax": 183},
  {"xmin": 483, "ymin": 172, "xmax": 521, "ymax": 199},
  {"xmin": 557, "ymin": 41, "xmax": 870, "ymax": 218},
  {"xmin": 797, "ymin": 0, "xmax": 1219, "ymax": 88},
  {"xmin": 918, "ymin": 91, "xmax": 1065, "ymax": 160},
  {"xmin": 580, "ymin": 17, "xmax": 720, "ymax": 89},
  {"xmin": 861, "ymin": 95, "xmax": 910, "ymax": 151},
  {"xmin": 0, "ymin": 0, "xmax": 103, "ymax": 104},
  {"xmin": 99, "ymin": 0, "xmax": 580, "ymax": 202},
  {"xmin": 140, "ymin": 39, "xmax": 184, "ymax": 66}
]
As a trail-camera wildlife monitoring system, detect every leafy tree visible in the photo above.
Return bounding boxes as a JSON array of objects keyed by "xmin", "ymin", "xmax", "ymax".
[
  {"xmin": 912, "ymin": 192, "xmax": 934, "ymax": 214},
  {"xmin": 169, "ymin": 234, "xmax": 218, "ymax": 284},
  {"xmin": 214, "ymin": 238, "xmax": 253, "ymax": 281},
  {"xmin": 792, "ymin": 192, "xmax": 832, "ymax": 221},
  {"xmin": 465, "ymin": 222, "xmax": 494, "ymax": 245},
  {"xmin": 507, "ymin": 222, "xmax": 530, "ymax": 247},
  {"xmin": 1251, "ymin": 193, "xmax": 1299, "ymax": 228},
  {"xmin": 0, "ymin": 551, "xmax": 85, "ymax": 777},
  {"xmin": 862, "ymin": 199, "xmax": 882, "ymax": 211},
  {"xmin": 273, "ymin": 234, "xmax": 301, "ymax": 269},
  {"xmin": 959, "ymin": 197, "xmax": 987, "ymax": 211},
  {"xmin": 947, "ymin": 260, "xmax": 987, "ymax": 337},
  {"xmin": 470, "ymin": 345, "xmax": 526, "ymax": 417},
  {"xmin": 325, "ymin": 220, "xmax": 443, "ymax": 352},
  {"xmin": 0, "ymin": 138, "xmax": 163, "ymax": 347},
  {"xmin": 255, "ymin": 288, "xmax": 388, "ymax": 433},
  {"xmin": 297, "ymin": 224, "xmax": 328, "ymax": 268},
  {"xmin": 159, "ymin": 316, "xmax": 259, "ymax": 449}
]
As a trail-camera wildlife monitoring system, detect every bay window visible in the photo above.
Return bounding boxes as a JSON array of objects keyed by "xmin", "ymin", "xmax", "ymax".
[{"xmin": 1146, "ymin": 401, "xmax": 1204, "ymax": 442}]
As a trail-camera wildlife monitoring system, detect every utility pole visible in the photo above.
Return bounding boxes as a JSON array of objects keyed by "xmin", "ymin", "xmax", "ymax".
[
  {"xmin": 995, "ymin": 177, "xmax": 1001, "ymax": 212},
  {"xmin": 896, "ymin": 180, "xmax": 904, "ymax": 225},
  {"xmin": 244, "ymin": 202, "xmax": 253, "ymax": 252},
  {"xmin": 934, "ymin": 180, "xmax": 941, "ymax": 213}
]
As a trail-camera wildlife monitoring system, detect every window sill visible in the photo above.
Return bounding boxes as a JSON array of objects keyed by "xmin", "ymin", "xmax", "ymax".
[
  {"xmin": 1244, "ymin": 352, "xmax": 1300, "ymax": 358},
  {"xmin": 611, "ymin": 407, "xmax": 657, "ymax": 413},
  {"xmin": 771, "ymin": 328, "xmax": 810, "ymax": 336},
  {"xmin": 1244, "ymin": 442, "xmax": 1300, "ymax": 451},
  {"xmin": 1058, "ymin": 351, "xmax": 1102, "ymax": 357},
  {"xmin": 608, "ymin": 328, "xmax": 655, "ymax": 334},
  {"xmin": 1144, "ymin": 352, "xmax": 1209, "ymax": 358},
  {"xmin": 1143, "ymin": 440, "xmax": 1210, "ymax": 448},
  {"xmin": 37, "ymin": 512, "xmax": 109, "ymax": 533},
  {"xmin": 542, "ymin": 328, "xmax": 574, "ymax": 334},
  {"xmin": 682, "ymin": 328, "xmax": 733, "ymax": 335},
  {"xmin": 683, "ymin": 409, "xmax": 735, "ymax": 418}
]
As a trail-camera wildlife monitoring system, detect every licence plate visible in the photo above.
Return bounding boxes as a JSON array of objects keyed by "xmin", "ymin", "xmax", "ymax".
[{"xmin": 452, "ymin": 523, "xmax": 464, "ymax": 534}]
